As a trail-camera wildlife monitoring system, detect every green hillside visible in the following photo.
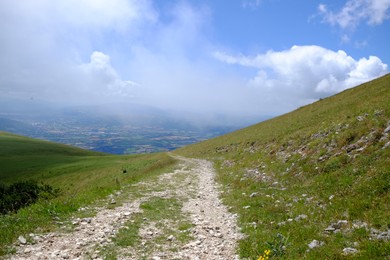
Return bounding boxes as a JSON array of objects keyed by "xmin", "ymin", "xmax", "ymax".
[
  {"xmin": 0, "ymin": 131, "xmax": 100, "ymax": 156},
  {"xmin": 0, "ymin": 131, "xmax": 104, "ymax": 183},
  {"xmin": 0, "ymin": 132, "xmax": 175, "ymax": 255},
  {"xmin": 177, "ymin": 74, "xmax": 390, "ymax": 259}
]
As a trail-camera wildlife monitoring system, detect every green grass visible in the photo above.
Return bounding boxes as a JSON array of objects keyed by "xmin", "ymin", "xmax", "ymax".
[
  {"xmin": 0, "ymin": 131, "xmax": 104, "ymax": 183},
  {"xmin": 177, "ymin": 74, "xmax": 390, "ymax": 259},
  {"xmin": 0, "ymin": 132, "xmax": 176, "ymax": 256}
]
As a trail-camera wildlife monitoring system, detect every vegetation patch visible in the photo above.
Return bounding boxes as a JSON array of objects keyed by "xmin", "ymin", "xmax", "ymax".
[{"xmin": 0, "ymin": 181, "xmax": 59, "ymax": 214}]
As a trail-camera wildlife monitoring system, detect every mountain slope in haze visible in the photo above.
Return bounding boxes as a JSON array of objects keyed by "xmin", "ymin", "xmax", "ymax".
[{"xmin": 177, "ymin": 74, "xmax": 390, "ymax": 259}]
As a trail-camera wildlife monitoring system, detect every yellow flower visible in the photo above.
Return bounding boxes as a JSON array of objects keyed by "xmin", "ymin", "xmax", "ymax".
[{"xmin": 258, "ymin": 249, "xmax": 271, "ymax": 260}]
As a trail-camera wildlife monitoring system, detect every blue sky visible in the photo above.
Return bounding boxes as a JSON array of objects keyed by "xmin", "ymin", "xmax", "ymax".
[
  {"xmin": 0, "ymin": 0, "xmax": 389, "ymax": 118},
  {"xmin": 209, "ymin": 1, "xmax": 389, "ymax": 61}
]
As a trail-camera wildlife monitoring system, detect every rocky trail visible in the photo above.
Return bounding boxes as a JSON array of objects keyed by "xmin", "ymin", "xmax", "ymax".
[{"xmin": 8, "ymin": 155, "xmax": 241, "ymax": 260}]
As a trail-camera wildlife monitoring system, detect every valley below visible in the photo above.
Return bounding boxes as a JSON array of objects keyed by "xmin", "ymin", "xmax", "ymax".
[{"xmin": 0, "ymin": 105, "xmax": 250, "ymax": 154}]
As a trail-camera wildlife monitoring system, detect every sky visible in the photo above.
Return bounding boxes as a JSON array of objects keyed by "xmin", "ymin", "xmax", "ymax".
[{"xmin": 0, "ymin": 0, "xmax": 389, "ymax": 118}]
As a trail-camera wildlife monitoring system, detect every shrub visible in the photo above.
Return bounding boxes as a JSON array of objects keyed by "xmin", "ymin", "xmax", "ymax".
[{"xmin": 0, "ymin": 181, "xmax": 59, "ymax": 214}]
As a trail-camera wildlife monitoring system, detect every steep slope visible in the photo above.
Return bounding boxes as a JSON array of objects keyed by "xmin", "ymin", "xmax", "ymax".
[{"xmin": 177, "ymin": 74, "xmax": 390, "ymax": 259}]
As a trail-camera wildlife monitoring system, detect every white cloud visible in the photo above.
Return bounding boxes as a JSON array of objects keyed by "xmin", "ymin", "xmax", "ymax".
[
  {"xmin": 341, "ymin": 34, "xmax": 351, "ymax": 43},
  {"xmin": 80, "ymin": 51, "xmax": 138, "ymax": 99},
  {"xmin": 0, "ymin": 0, "xmax": 228, "ymax": 112},
  {"xmin": 214, "ymin": 45, "xmax": 388, "ymax": 107},
  {"xmin": 0, "ymin": 0, "xmax": 156, "ymax": 33},
  {"xmin": 56, "ymin": 0, "xmax": 155, "ymax": 30},
  {"xmin": 0, "ymin": 0, "xmax": 153, "ymax": 104},
  {"xmin": 319, "ymin": 0, "xmax": 390, "ymax": 29},
  {"xmin": 242, "ymin": 0, "xmax": 262, "ymax": 10}
]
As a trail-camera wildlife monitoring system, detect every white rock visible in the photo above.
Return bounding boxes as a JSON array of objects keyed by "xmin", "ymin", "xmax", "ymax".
[
  {"xmin": 308, "ymin": 240, "xmax": 324, "ymax": 249},
  {"xmin": 384, "ymin": 125, "xmax": 390, "ymax": 133},
  {"xmin": 337, "ymin": 220, "xmax": 348, "ymax": 228},
  {"xmin": 324, "ymin": 227, "xmax": 336, "ymax": 232},
  {"xmin": 82, "ymin": 218, "xmax": 92, "ymax": 224},
  {"xmin": 18, "ymin": 235, "xmax": 27, "ymax": 245},
  {"xmin": 61, "ymin": 251, "xmax": 70, "ymax": 259},
  {"xmin": 342, "ymin": 247, "xmax": 358, "ymax": 255},
  {"xmin": 357, "ymin": 116, "xmax": 365, "ymax": 121},
  {"xmin": 295, "ymin": 214, "xmax": 308, "ymax": 221},
  {"xmin": 198, "ymin": 234, "xmax": 206, "ymax": 241},
  {"xmin": 215, "ymin": 233, "xmax": 223, "ymax": 238}
]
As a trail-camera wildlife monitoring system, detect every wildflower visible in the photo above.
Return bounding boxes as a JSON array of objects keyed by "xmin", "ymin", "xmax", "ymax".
[{"xmin": 258, "ymin": 249, "xmax": 271, "ymax": 260}]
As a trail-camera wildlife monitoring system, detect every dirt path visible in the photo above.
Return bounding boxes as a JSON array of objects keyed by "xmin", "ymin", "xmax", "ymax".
[
  {"xmin": 177, "ymin": 156, "xmax": 241, "ymax": 259},
  {"xmin": 9, "ymin": 155, "xmax": 241, "ymax": 260}
]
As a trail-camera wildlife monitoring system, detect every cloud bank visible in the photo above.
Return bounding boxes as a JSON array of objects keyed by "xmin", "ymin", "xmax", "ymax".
[
  {"xmin": 0, "ymin": 0, "xmax": 154, "ymax": 105},
  {"xmin": 0, "ymin": 0, "xmax": 388, "ymax": 118},
  {"xmin": 214, "ymin": 45, "xmax": 388, "ymax": 112}
]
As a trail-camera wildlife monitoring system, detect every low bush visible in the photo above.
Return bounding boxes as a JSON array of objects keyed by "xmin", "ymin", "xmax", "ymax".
[{"xmin": 0, "ymin": 181, "xmax": 59, "ymax": 214}]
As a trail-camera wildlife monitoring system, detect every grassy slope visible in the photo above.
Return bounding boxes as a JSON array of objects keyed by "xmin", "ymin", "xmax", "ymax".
[
  {"xmin": 0, "ymin": 132, "xmax": 176, "ymax": 255},
  {"xmin": 0, "ymin": 131, "xmax": 104, "ymax": 183},
  {"xmin": 177, "ymin": 74, "xmax": 390, "ymax": 259}
]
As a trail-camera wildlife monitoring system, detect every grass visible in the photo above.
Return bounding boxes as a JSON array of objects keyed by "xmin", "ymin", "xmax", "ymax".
[
  {"xmin": 0, "ymin": 131, "xmax": 103, "ymax": 183},
  {"xmin": 0, "ymin": 132, "xmax": 176, "ymax": 256},
  {"xmin": 177, "ymin": 74, "xmax": 390, "ymax": 259}
]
